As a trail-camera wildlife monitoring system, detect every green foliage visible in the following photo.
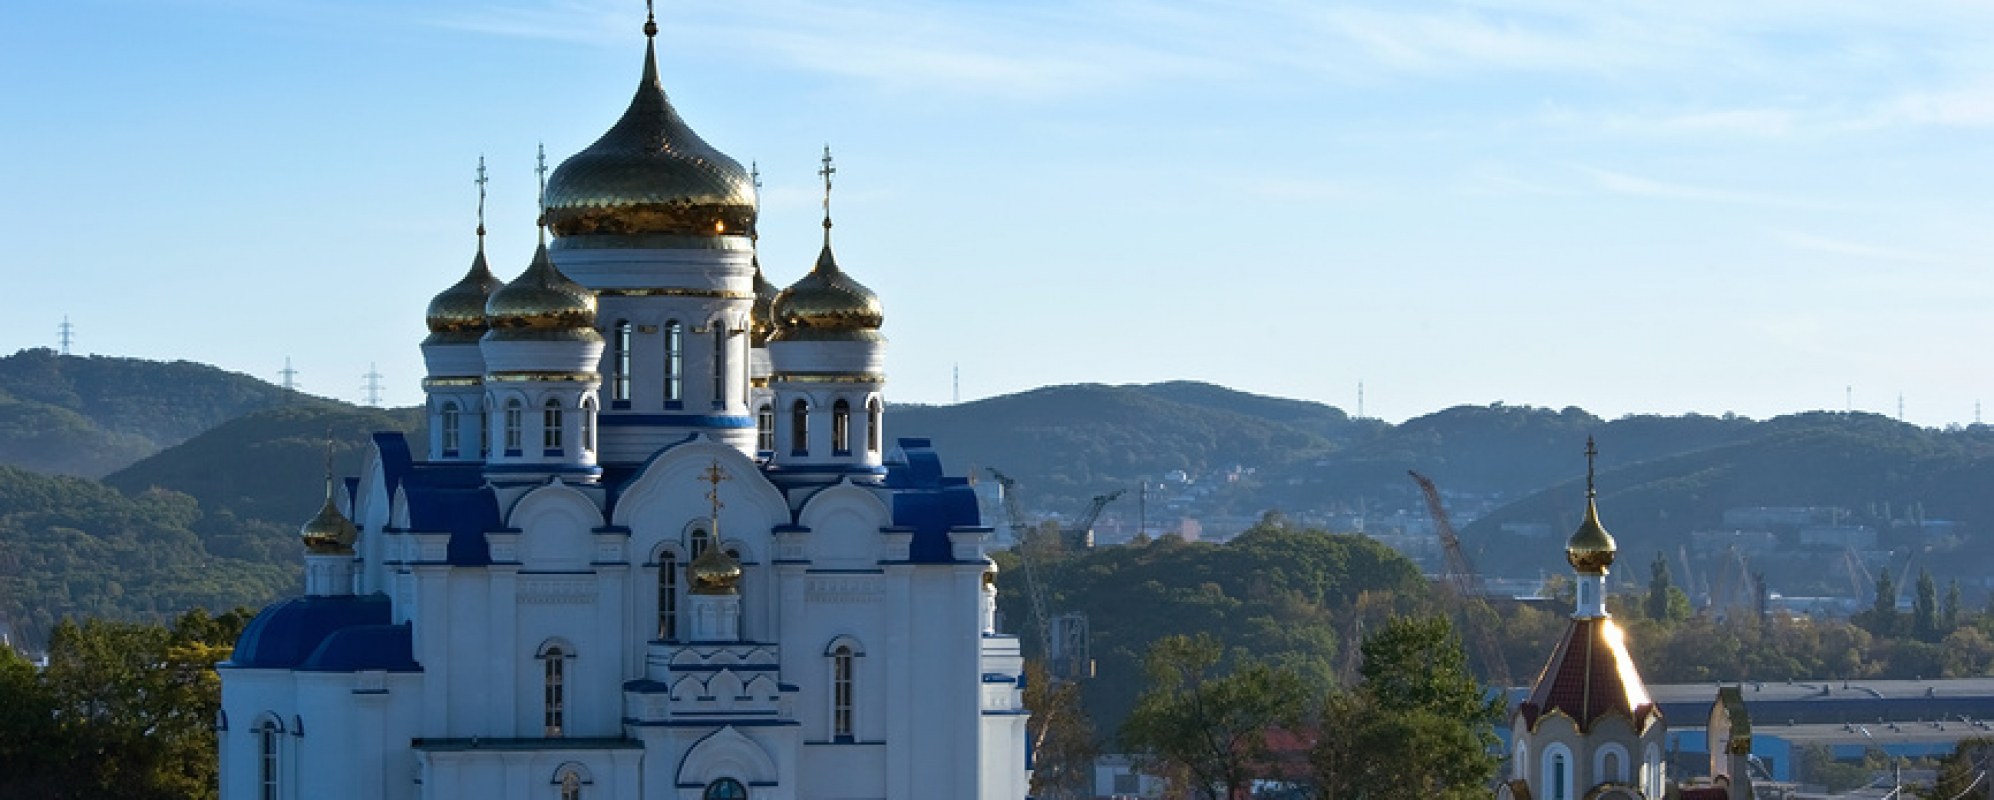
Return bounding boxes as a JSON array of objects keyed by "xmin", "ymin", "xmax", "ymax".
[
  {"xmin": 1313, "ymin": 615, "xmax": 1502, "ymax": 799},
  {"xmin": 1025, "ymin": 661, "xmax": 1100, "ymax": 800},
  {"xmin": 1120, "ymin": 633, "xmax": 1309, "ymax": 800},
  {"xmin": 0, "ymin": 609, "xmax": 246, "ymax": 800}
]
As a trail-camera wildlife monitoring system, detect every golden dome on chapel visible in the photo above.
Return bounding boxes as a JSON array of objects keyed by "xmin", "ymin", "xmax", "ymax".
[
  {"xmin": 300, "ymin": 485, "xmax": 359, "ymax": 556},
  {"xmin": 750, "ymin": 255, "xmax": 779, "ymax": 347},
  {"xmin": 688, "ymin": 544, "xmax": 742, "ymax": 595},
  {"xmin": 1565, "ymin": 437, "xmax": 1617, "ymax": 574},
  {"xmin": 541, "ymin": 24, "xmax": 756, "ymax": 240},
  {"xmin": 484, "ymin": 241, "xmax": 602, "ymax": 343},
  {"xmin": 770, "ymin": 242, "xmax": 884, "ymax": 343},
  {"xmin": 424, "ymin": 244, "xmax": 504, "ymax": 344}
]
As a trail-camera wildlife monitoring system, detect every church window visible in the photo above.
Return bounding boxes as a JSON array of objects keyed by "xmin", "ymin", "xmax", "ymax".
[
  {"xmin": 1551, "ymin": 752, "xmax": 1567, "ymax": 800},
  {"xmin": 658, "ymin": 553, "xmax": 677, "ymax": 640},
  {"xmin": 441, "ymin": 402, "xmax": 460, "ymax": 455},
  {"xmin": 1514, "ymin": 741, "xmax": 1528, "ymax": 781},
  {"xmin": 611, "ymin": 321, "xmax": 631, "ymax": 402},
  {"xmin": 479, "ymin": 398, "xmax": 491, "ymax": 457},
  {"xmin": 791, "ymin": 400, "xmax": 809, "ymax": 455},
  {"xmin": 866, "ymin": 398, "xmax": 882, "ymax": 454},
  {"xmin": 580, "ymin": 399, "xmax": 596, "ymax": 453},
  {"xmin": 257, "ymin": 717, "xmax": 281, "ymax": 800},
  {"xmin": 833, "ymin": 644, "xmax": 855, "ymax": 739},
  {"xmin": 1602, "ymin": 750, "xmax": 1621, "ymax": 783},
  {"xmin": 544, "ymin": 399, "xmax": 564, "ymax": 451},
  {"xmin": 543, "ymin": 646, "xmax": 568, "ymax": 737},
  {"xmin": 504, "ymin": 400, "xmax": 523, "ymax": 453},
  {"xmin": 712, "ymin": 325, "xmax": 727, "ymax": 405},
  {"xmin": 703, "ymin": 778, "xmax": 748, "ymax": 800},
  {"xmin": 691, "ymin": 528, "xmax": 711, "ymax": 559},
  {"xmin": 756, "ymin": 403, "xmax": 774, "ymax": 453},
  {"xmin": 559, "ymin": 771, "xmax": 582, "ymax": 800},
  {"xmin": 832, "ymin": 399, "xmax": 852, "ymax": 456},
  {"xmin": 664, "ymin": 321, "xmax": 683, "ymax": 405}
]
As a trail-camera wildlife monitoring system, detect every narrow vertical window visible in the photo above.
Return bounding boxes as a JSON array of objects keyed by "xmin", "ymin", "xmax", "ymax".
[
  {"xmin": 580, "ymin": 399, "xmax": 596, "ymax": 453},
  {"xmin": 791, "ymin": 400, "xmax": 809, "ymax": 455},
  {"xmin": 440, "ymin": 402, "xmax": 461, "ymax": 455},
  {"xmin": 1603, "ymin": 751, "xmax": 1621, "ymax": 784},
  {"xmin": 1551, "ymin": 753, "xmax": 1566, "ymax": 800},
  {"xmin": 658, "ymin": 554, "xmax": 677, "ymax": 640},
  {"xmin": 712, "ymin": 325, "xmax": 727, "ymax": 405},
  {"xmin": 691, "ymin": 528, "xmax": 711, "ymax": 560},
  {"xmin": 833, "ymin": 644, "xmax": 855, "ymax": 739},
  {"xmin": 832, "ymin": 399, "xmax": 851, "ymax": 456},
  {"xmin": 612, "ymin": 320, "xmax": 631, "ymax": 402},
  {"xmin": 560, "ymin": 771, "xmax": 582, "ymax": 800},
  {"xmin": 664, "ymin": 321, "xmax": 683, "ymax": 404},
  {"xmin": 866, "ymin": 398, "xmax": 882, "ymax": 454},
  {"xmin": 544, "ymin": 399, "xmax": 564, "ymax": 451},
  {"xmin": 544, "ymin": 647, "xmax": 566, "ymax": 737},
  {"xmin": 479, "ymin": 398, "xmax": 491, "ymax": 457},
  {"xmin": 757, "ymin": 404, "xmax": 775, "ymax": 453},
  {"xmin": 504, "ymin": 400, "xmax": 523, "ymax": 452},
  {"xmin": 258, "ymin": 719, "xmax": 281, "ymax": 800}
]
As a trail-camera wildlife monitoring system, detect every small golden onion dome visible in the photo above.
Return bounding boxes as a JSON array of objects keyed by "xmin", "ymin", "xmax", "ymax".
[
  {"xmin": 1566, "ymin": 496, "xmax": 1617, "ymax": 574},
  {"xmin": 484, "ymin": 242, "xmax": 603, "ymax": 343},
  {"xmin": 300, "ymin": 484, "xmax": 358, "ymax": 555},
  {"xmin": 688, "ymin": 545, "xmax": 742, "ymax": 595},
  {"xmin": 542, "ymin": 34, "xmax": 756, "ymax": 239},
  {"xmin": 769, "ymin": 244, "xmax": 884, "ymax": 343},
  {"xmin": 749, "ymin": 255, "xmax": 779, "ymax": 347},
  {"xmin": 424, "ymin": 243, "xmax": 504, "ymax": 344}
]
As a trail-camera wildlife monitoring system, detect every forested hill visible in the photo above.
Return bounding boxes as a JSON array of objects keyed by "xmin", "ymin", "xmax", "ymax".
[{"xmin": 0, "ymin": 348, "xmax": 325, "ymax": 477}]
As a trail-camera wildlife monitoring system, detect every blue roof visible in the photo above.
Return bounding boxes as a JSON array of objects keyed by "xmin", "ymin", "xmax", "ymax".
[
  {"xmin": 883, "ymin": 438, "xmax": 981, "ymax": 563},
  {"xmin": 405, "ymin": 478, "xmax": 501, "ymax": 566},
  {"xmin": 300, "ymin": 623, "xmax": 420, "ymax": 672},
  {"xmin": 228, "ymin": 594, "xmax": 395, "ymax": 670}
]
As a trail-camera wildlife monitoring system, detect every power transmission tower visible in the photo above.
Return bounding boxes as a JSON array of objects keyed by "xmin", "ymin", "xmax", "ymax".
[
  {"xmin": 57, "ymin": 316, "xmax": 75, "ymax": 355},
  {"xmin": 953, "ymin": 363, "xmax": 960, "ymax": 404},
  {"xmin": 362, "ymin": 363, "xmax": 385, "ymax": 407},
  {"xmin": 279, "ymin": 357, "xmax": 301, "ymax": 404}
]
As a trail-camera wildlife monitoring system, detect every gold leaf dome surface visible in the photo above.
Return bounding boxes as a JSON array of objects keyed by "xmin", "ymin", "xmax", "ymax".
[
  {"xmin": 770, "ymin": 244, "xmax": 884, "ymax": 343},
  {"xmin": 750, "ymin": 256, "xmax": 778, "ymax": 346},
  {"xmin": 1566, "ymin": 497, "xmax": 1617, "ymax": 573},
  {"xmin": 300, "ymin": 491, "xmax": 358, "ymax": 555},
  {"xmin": 688, "ymin": 545, "xmax": 742, "ymax": 595},
  {"xmin": 542, "ymin": 36, "xmax": 756, "ymax": 239},
  {"xmin": 425, "ymin": 245, "xmax": 504, "ymax": 344},
  {"xmin": 485, "ymin": 242, "xmax": 603, "ymax": 343}
]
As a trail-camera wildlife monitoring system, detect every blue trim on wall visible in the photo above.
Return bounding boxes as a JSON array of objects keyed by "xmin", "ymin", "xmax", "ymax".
[{"xmin": 599, "ymin": 413, "xmax": 755, "ymax": 429}]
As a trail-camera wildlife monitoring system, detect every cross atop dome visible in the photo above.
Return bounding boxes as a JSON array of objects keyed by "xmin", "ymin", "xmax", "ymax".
[{"xmin": 819, "ymin": 145, "xmax": 837, "ymax": 239}]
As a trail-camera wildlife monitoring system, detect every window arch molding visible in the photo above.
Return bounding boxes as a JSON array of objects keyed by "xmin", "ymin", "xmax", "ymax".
[
  {"xmin": 548, "ymin": 761, "xmax": 594, "ymax": 786},
  {"xmin": 254, "ymin": 713, "xmax": 285, "ymax": 800},
  {"xmin": 703, "ymin": 778, "xmax": 748, "ymax": 800},
  {"xmin": 1540, "ymin": 743, "xmax": 1574, "ymax": 800},
  {"xmin": 1594, "ymin": 742, "xmax": 1630, "ymax": 785},
  {"xmin": 1513, "ymin": 739, "xmax": 1529, "ymax": 782}
]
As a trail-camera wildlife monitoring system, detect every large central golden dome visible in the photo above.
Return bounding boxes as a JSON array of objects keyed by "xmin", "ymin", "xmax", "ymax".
[{"xmin": 542, "ymin": 27, "xmax": 756, "ymax": 239}]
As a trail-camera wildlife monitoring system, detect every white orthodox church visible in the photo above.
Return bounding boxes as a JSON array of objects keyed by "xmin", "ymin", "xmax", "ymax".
[{"xmin": 217, "ymin": 10, "xmax": 1031, "ymax": 799}]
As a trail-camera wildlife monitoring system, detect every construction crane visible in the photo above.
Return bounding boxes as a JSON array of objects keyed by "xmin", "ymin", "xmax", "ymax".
[
  {"xmin": 1063, "ymin": 489, "xmax": 1125, "ymax": 549},
  {"xmin": 987, "ymin": 469, "xmax": 1054, "ymax": 668},
  {"xmin": 1408, "ymin": 470, "xmax": 1514, "ymax": 688}
]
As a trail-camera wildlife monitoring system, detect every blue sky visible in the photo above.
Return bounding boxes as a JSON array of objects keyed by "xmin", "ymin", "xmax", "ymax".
[{"xmin": 5, "ymin": 0, "xmax": 1993, "ymax": 425}]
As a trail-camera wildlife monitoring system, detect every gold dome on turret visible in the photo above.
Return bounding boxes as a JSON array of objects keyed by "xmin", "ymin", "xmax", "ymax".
[
  {"xmin": 749, "ymin": 255, "xmax": 779, "ymax": 346},
  {"xmin": 484, "ymin": 240, "xmax": 602, "ymax": 343},
  {"xmin": 688, "ymin": 545, "xmax": 742, "ymax": 595},
  {"xmin": 770, "ymin": 238, "xmax": 884, "ymax": 343},
  {"xmin": 425, "ymin": 243, "xmax": 504, "ymax": 344},
  {"xmin": 300, "ymin": 482, "xmax": 358, "ymax": 556},
  {"xmin": 1566, "ymin": 437, "xmax": 1616, "ymax": 574},
  {"xmin": 542, "ymin": 19, "xmax": 756, "ymax": 240}
]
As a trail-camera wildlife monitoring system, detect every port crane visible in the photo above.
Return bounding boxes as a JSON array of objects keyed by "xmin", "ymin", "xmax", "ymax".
[{"xmin": 1408, "ymin": 470, "xmax": 1515, "ymax": 688}]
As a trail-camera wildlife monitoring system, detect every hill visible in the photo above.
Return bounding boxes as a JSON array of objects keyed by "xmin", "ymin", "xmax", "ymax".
[{"xmin": 0, "ymin": 348, "xmax": 316, "ymax": 477}]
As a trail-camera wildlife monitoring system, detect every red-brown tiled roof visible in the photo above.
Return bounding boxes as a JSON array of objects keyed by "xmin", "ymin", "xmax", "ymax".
[{"xmin": 1518, "ymin": 617, "xmax": 1658, "ymax": 733}]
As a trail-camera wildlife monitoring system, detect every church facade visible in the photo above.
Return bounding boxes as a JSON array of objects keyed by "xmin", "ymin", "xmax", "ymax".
[{"xmin": 217, "ymin": 11, "xmax": 1031, "ymax": 799}]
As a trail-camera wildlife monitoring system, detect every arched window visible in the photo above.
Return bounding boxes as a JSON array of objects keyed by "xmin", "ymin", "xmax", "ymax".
[
  {"xmin": 832, "ymin": 399, "xmax": 851, "ymax": 456},
  {"xmin": 712, "ymin": 325, "xmax": 727, "ymax": 405},
  {"xmin": 612, "ymin": 320, "xmax": 631, "ymax": 402},
  {"xmin": 791, "ymin": 399, "xmax": 809, "ymax": 455},
  {"xmin": 559, "ymin": 770, "xmax": 582, "ymax": 800},
  {"xmin": 690, "ymin": 528, "xmax": 711, "ymax": 560},
  {"xmin": 543, "ymin": 645, "xmax": 568, "ymax": 737},
  {"xmin": 543, "ymin": 399, "xmax": 565, "ymax": 451},
  {"xmin": 1514, "ymin": 740, "xmax": 1528, "ymax": 781},
  {"xmin": 1550, "ymin": 752, "xmax": 1568, "ymax": 800},
  {"xmin": 580, "ymin": 398, "xmax": 596, "ymax": 453},
  {"xmin": 658, "ymin": 552, "xmax": 677, "ymax": 640},
  {"xmin": 1602, "ymin": 750, "xmax": 1621, "ymax": 784},
  {"xmin": 504, "ymin": 399, "xmax": 523, "ymax": 453},
  {"xmin": 703, "ymin": 778, "xmax": 748, "ymax": 800},
  {"xmin": 440, "ymin": 402, "xmax": 461, "ymax": 455},
  {"xmin": 833, "ymin": 644, "xmax": 855, "ymax": 739},
  {"xmin": 479, "ymin": 397, "xmax": 491, "ymax": 457},
  {"xmin": 257, "ymin": 717, "xmax": 282, "ymax": 800},
  {"xmin": 866, "ymin": 398, "xmax": 882, "ymax": 454},
  {"xmin": 664, "ymin": 321, "xmax": 683, "ymax": 405},
  {"xmin": 756, "ymin": 403, "xmax": 774, "ymax": 453}
]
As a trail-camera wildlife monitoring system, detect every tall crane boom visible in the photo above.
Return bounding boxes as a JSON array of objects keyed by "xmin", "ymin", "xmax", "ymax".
[
  {"xmin": 987, "ymin": 469, "xmax": 1054, "ymax": 670},
  {"xmin": 1407, "ymin": 470, "xmax": 1514, "ymax": 688}
]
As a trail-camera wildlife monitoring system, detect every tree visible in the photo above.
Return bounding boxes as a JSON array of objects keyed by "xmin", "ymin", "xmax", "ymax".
[
  {"xmin": 1024, "ymin": 661, "xmax": 1099, "ymax": 800},
  {"xmin": 1864, "ymin": 570, "xmax": 1899, "ymax": 636},
  {"xmin": 1645, "ymin": 551, "xmax": 1691, "ymax": 624},
  {"xmin": 1312, "ymin": 615, "xmax": 1502, "ymax": 799},
  {"xmin": 1915, "ymin": 568, "xmax": 1941, "ymax": 642},
  {"xmin": 1945, "ymin": 580, "xmax": 1963, "ymax": 633},
  {"xmin": 1121, "ymin": 633, "xmax": 1309, "ymax": 800}
]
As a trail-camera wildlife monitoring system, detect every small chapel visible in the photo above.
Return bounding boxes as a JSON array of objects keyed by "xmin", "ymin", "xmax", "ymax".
[
  {"xmin": 1500, "ymin": 440, "xmax": 1754, "ymax": 800},
  {"xmin": 215, "ymin": 7, "xmax": 1032, "ymax": 799}
]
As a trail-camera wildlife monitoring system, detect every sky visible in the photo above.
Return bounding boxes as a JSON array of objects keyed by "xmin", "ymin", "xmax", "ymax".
[{"xmin": 4, "ymin": 0, "xmax": 1993, "ymax": 426}]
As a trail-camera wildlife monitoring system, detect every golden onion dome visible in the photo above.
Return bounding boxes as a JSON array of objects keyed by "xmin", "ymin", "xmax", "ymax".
[
  {"xmin": 542, "ymin": 26, "xmax": 756, "ymax": 239},
  {"xmin": 688, "ymin": 544, "xmax": 742, "ymax": 595},
  {"xmin": 424, "ymin": 239, "xmax": 504, "ymax": 344},
  {"xmin": 300, "ymin": 481, "xmax": 358, "ymax": 556},
  {"xmin": 485, "ymin": 241, "xmax": 603, "ymax": 343},
  {"xmin": 1566, "ymin": 496, "xmax": 1617, "ymax": 573},
  {"xmin": 749, "ymin": 255, "xmax": 779, "ymax": 346},
  {"xmin": 770, "ymin": 241, "xmax": 884, "ymax": 343}
]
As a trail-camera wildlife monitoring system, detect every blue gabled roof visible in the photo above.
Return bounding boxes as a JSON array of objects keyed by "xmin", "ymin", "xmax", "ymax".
[
  {"xmin": 227, "ymin": 594, "xmax": 395, "ymax": 670},
  {"xmin": 883, "ymin": 438, "xmax": 981, "ymax": 563},
  {"xmin": 405, "ymin": 479, "xmax": 501, "ymax": 566},
  {"xmin": 300, "ymin": 623, "xmax": 420, "ymax": 672}
]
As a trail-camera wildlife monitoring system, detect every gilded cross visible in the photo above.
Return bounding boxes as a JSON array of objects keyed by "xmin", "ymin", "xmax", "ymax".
[
  {"xmin": 1584, "ymin": 435, "xmax": 1598, "ymax": 497},
  {"xmin": 474, "ymin": 155, "xmax": 489, "ymax": 237},
  {"xmin": 644, "ymin": 0, "xmax": 658, "ymax": 38},
  {"xmin": 700, "ymin": 460, "xmax": 729, "ymax": 536},
  {"xmin": 818, "ymin": 145, "xmax": 836, "ymax": 229}
]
